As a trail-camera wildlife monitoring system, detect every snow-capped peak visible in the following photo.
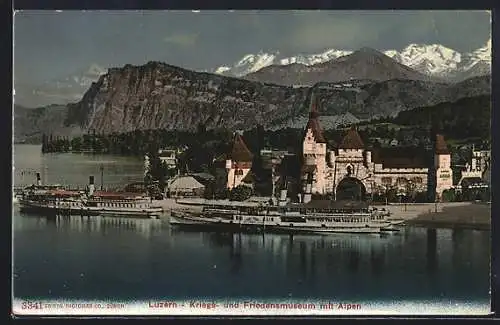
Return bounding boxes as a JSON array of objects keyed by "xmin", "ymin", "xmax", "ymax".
[
  {"xmin": 279, "ymin": 49, "xmax": 353, "ymax": 66},
  {"xmin": 226, "ymin": 51, "xmax": 279, "ymax": 77},
  {"xmin": 460, "ymin": 38, "xmax": 491, "ymax": 72},
  {"xmin": 390, "ymin": 43, "xmax": 462, "ymax": 75},
  {"xmin": 214, "ymin": 66, "xmax": 231, "ymax": 74},
  {"xmin": 213, "ymin": 41, "xmax": 491, "ymax": 80},
  {"xmin": 469, "ymin": 38, "xmax": 491, "ymax": 62},
  {"xmin": 20, "ymin": 63, "xmax": 109, "ymax": 107}
]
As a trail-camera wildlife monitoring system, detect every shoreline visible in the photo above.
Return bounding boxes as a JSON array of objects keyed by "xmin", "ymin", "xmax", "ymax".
[{"xmin": 404, "ymin": 203, "xmax": 491, "ymax": 231}]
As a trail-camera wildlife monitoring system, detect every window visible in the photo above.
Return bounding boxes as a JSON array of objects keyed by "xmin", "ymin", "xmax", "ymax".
[
  {"xmin": 381, "ymin": 177, "xmax": 392, "ymax": 185},
  {"xmin": 396, "ymin": 177, "xmax": 408, "ymax": 185},
  {"xmin": 412, "ymin": 177, "xmax": 423, "ymax": 184}
]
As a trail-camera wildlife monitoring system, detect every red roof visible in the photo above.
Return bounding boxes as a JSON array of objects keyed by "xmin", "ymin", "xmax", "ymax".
[
  {"xmin": 435, "ymin": 134, "xmax": 450, "ymax": 154},
  {"xmin": 230, "ymin": 134, "xmax": 253, "ymax": 162},
  {"xmin": 48, "ymin": 190, "xmax": 81, "ymax": 197},
  {"xmin": 304, "ymin": 93, "xmax": 327, "ymax": 143},
  {"xmin": 339, "ymin": 127, "xmax": 365, "ymax": 149}
]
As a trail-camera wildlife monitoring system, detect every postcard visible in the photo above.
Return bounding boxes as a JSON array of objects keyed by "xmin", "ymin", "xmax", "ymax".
[{"xmin": 12, "ymin": 10, "xmax": 492, "ymax": 317}]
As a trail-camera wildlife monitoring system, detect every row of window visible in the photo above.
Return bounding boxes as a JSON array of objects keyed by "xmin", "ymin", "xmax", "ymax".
[
  {"xmin": 309, "ymin": 217, "xmax": 369, "ymax": 223},
  {"xmin": 97, "ymin": 203, "xmax": 139, "ymax": 208},
  {"xmin": 381, "ymin": 177, "xmax": 423, "ymax": 185},
  {"xmin": 234, "ymin": 216, "xmax": 275, "ymax": 222},
  {"xmin": 56, "ymin": 202, "xmax": 81, "ymax": 207}
]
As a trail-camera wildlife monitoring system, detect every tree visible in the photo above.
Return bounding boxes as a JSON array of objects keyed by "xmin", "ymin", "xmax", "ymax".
[
  {"xmin": 442, "ymin": 189, "xmax": 456, "ymax": 202},
  {"xmin": 146, "ymin": 151, "xmax": 169, "ymax": 191},
  {"xmin": 229, "ymin": 185, "xmax": 253, "ymax": 201},
  {"xmin": 414, "ymin": 191, "xmax": 428, "ymax": 203}
]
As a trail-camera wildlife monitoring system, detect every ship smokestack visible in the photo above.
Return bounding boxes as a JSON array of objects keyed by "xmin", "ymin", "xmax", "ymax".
[
  {"xmin": 279, "ymin": 186, "xmax": 288, "ymax": 206},
  {"xmin": 88, "ymin": 175, "xmax": 95, "ymax": 196},
  {"xmin": 280, "ymin": 189, "xmax": 287, "ymax": 202},
  {"xmin": 303, "ymin": 185, "xmax": 312, "ymax": 203},
  {"xmin": 36, "ymin": 172, "xmax": 41, "ymax": 186},
  {"xmin": 303, "ymin": 174, "xmax": 312, "ymax": 204}
]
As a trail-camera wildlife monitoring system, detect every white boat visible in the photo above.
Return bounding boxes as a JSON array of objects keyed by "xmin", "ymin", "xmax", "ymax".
[
  {"xmin": 18, "ymin": 188, "xmax": 93, "ymax": 216},
  {"xmin": 170, "ymin": 200, "xmax": 386, "ymax": 234},
  {"xmin": 18, "ymin": 187, "xmax": 163, "ymax": 219},
  {"xmin": 84, "ymin": 191, "xmax": 163, "ymax": 219}
]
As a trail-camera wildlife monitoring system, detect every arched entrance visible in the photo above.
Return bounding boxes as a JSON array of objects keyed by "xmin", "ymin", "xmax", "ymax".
[{"xmin": 336, "ymin": 177, "xmax": 366, "ymax": 201}]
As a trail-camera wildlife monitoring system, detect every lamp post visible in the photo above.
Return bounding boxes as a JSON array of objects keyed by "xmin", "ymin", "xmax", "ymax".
[
  {"xmin": 100, "ymin": 164, "xmax": 104, "ymax": 191},
  {"xmin": 381, "ymin": 185, "xmax": 388, "ymax": 206}
]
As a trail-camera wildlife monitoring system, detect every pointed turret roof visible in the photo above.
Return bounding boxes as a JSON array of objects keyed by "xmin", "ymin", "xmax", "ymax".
[
  {"xmin": 304, "ymin": 93, "xmax": 327, "ymax": 143},
  {"xmin": 230, "ymin": 133, "xmax": 253, "ymax": 162},
  {"xmin": 339, "ymin": 126, "xmax": 365, "ymax": 149},
  {"xmin": 435, "ymin": 134, "xmax": 450, "ymax": 155}
]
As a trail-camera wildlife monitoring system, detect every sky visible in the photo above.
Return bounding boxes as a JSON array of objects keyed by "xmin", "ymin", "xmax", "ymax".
[{"xmin": 14, "ymin": 10, "xmax": 491, "ymax": 107}]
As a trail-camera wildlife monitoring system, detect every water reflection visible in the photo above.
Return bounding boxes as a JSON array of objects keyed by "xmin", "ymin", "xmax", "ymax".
[
  {"xmin": 426, "ymin": 228, "xmax": 438, "ymax": 273},
  {"xmin": 370, "ymin": 245, "xmax": 384, "ymax": 276},
  {"xmin": 16, "ymin": 213, "xmax": 164, "ymax": 239},
  {"xmin": 199, "ymin": 231, "xmax": 395, "ymax": 279},
  {"xmin": 13, "ymin": 217, "xmax": 490, "ymax": 301}
]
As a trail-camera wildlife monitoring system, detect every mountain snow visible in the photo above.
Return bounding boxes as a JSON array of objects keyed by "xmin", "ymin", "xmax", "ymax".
[
  {"xmin": 278, "ymin": 49, "xmax": 353, "ymax": 66},
  {"xmin": 17, "ymin": 40, "xmax": 490, "ymax": 107},
  {"xmin": 18, "ymin": 64, "xmax": 108, "ymax": 107},
  {"xmin": 460, "ymin": 38, "xmax": 491, "ymax": 71},
  {"xmin": 214, "ymin": 40, "xmax": 491, "ymax": 80},
  {"xmin": 217, "ymin": 51, "xmax": 279, "ymax": 77}
]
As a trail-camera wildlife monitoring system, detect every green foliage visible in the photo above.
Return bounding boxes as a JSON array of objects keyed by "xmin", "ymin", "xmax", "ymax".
[
  {"xmin": 414, "ymin": 191, "xmax": 429, "ymax": 203},
  {"xmin": 145, "ymin": 151, "xmax": 171, "ymax": 191},
  {"xmin": 42, "ymin": 134, "xmax": 71, "ymax": 153},
  {"xmin": 229, "ymin": 185, "xmax": 253, "ymax": 201},
  {"xmin": 460, "ymin": 187, "xmax": 490, "ymax": 202},
  {"xmin": 214, "ymin": 188, "xmax": 230, "ymax": 200},
  {"xmin": 391, "ymin": 95, "xmax": 490, "ymax": 141},
  {"xmin": 442, "ymin": 189, "xmax": 456, "ymax": 202},
  {"xmin": 386, "ymin": 188, "xmax": 398, "ymax": 203}
]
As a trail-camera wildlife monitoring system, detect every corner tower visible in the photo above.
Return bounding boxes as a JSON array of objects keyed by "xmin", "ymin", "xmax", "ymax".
[
  {"xmin": 225, "ymin": 132, "xmax": 254, "ymax": 190},
  {"xmin": 302, "ymin": 92, "xmax": 328, "ymax": 196},
  {"xmin": 434, "ymin": 134, "xmax": 453, "ymax": 201}
]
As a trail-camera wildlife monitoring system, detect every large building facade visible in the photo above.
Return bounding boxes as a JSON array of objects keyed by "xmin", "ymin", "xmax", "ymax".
[{"xmin": 300, "ymin": 95, "xmax": 453, "ymax": 202}]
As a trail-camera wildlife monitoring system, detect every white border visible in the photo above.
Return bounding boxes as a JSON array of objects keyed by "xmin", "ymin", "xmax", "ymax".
[{"xmin": 12, "ymin": 299, "xmax": 491, "ymax": 316}]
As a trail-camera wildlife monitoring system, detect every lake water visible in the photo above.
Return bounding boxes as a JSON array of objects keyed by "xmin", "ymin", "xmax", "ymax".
[{"xmin": 12, "ymin": 145, "xmax": 491, "ymax": 314}]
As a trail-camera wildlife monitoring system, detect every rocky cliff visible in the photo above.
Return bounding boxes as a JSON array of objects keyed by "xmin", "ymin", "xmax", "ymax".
[
  {"xmin": 15, "ymin": 61, "xmax": 491, "ymax": 141},
  {"xmin": 64, "ymin": 62, "xmax": 310, "ymax": 134}
]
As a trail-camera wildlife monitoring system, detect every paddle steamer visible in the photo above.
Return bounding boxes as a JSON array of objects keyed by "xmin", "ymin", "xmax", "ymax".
[{"xmin": 170, "ymin": 200, "xmax": 397, "ymax": 234}]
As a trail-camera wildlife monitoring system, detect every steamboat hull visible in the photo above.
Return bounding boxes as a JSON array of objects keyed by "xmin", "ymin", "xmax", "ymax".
[
  {"xmin": 169, "ymin": 214, "xmax": 383, "ymax": 235},
  {"xmin": 92, "ymin": 208, "xmax": 163, "ymax": 219},
  {"xmin": 19, "ymin": 201, "xmax": 163, "ymax": 219},
  {"xmin": 19, "ymin": 202, "xmax": 100, "ymax": 217}
]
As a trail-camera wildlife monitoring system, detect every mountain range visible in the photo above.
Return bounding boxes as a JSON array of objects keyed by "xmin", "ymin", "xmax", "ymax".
[
  {"xmin": 15, "ymin": 64, "xmax": 109, "ymax": 108},
  {"xmin": 13, "ymin": 41, "xmax": 491, "ymax": 143},
  {"xmin": 14, "ymin": 63, "xmax": 490, "ymax": 143},
  {"xmin": 15, "ymin": 41, "xmax": 490, "ymax": 108},
  {"xmin": 214, "ymin": 40, "xmax": 491, "ymax": 84}
]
